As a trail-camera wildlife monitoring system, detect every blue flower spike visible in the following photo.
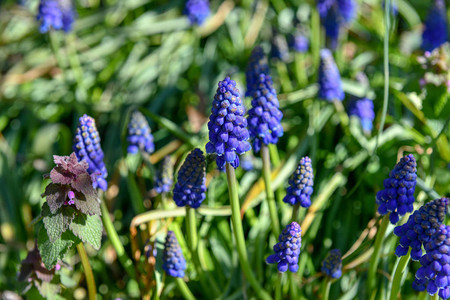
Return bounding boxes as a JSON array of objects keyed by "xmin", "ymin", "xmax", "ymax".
[
  {"xmin": 206, "ymin": 77, "xmax": 252, "ymax": 169},
  {"xmin": 173, "ymin": 148, "xmax": 206, "ymax": 208},
  {"xmin": 162, "ymin": 231, "xmax": 186, "ymax": 278},
  {"xmin": 422, "ymin": 0, "xmax": 448, "ymax": 52},
  {"xmin": 348, "ymin": 97, "xmax": 375, "ymax": 132},
  {"xmin": 247, "ymin": 73, "xmax": 284, "ymax": 153},
  {"xmin": 394, "ymin": 197, "xmax": 449, "ymax": 260},
  {"xmin": 413, "ymin": 224, "xmax": 450, "ymax": 298},
  {"xmin": 127, "ymin": 110, "xmax": 155, "ymax": 155},
  {"xmin": 318, "ymin": 49, "xmax": 345, "ymax": 101},
  {"xmin": 37, "ymin": 0, "xmax": 75, "ymax": 33},
  {"xmin": 266, "ymin": 222, "xmax": 302, "ymax": 273},
  {"xmin": 245, "ymin": 46, "xmax": 270, "ymax": 97},
  {"xmin": 155, "ymin": 156, "xmax": 174, "ymax": 195},
  {"xmin": 376, "ymin": 154, "xmax": 417, "ymax": 224},
  {"xmin": 283, "ymin": 156, "xmax": 314, "ymax": 208},
  {"xmin": 321, "ymin": 249, "xmax": 343, "ymax": 279},
  {"xmin": 184, "ymin": 0, "xmax": 210, "ymax": 26},
  {"xmin": 290, "ymin": 33, "xmax": 309, "ymax": 53},
  {"xmin": 73, "ymin": 114, "xmax": 108, "ymax": 191}
]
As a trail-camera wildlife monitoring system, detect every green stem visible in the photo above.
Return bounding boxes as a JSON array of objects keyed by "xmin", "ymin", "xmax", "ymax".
[
  {"xmin": 367, "ymin": 215, "xmax": 390, "ymax": 292},
  {"xmin": 76, "ymin": 243, "xmax": 97, "ymax": 300},
  {"xmin": 100, "ymin": 199, "xmax": 137, "ymax": 279},
  {"xmin": 290, "ymin": 204, "xmax": 300, "ymax": 223},
  {"xmin": 288, "ymin": 272, "xmax": 298, "ymax": 299},
  {"xmin": 431, "ymin": 294, "xmax": 439, "ymax": 300},
  {"xmin": 275, "ymin": 272, "xmax": 282, "ymax": 300},
  {"xmin": 389, "ymin": 252, "xmax": 410, "ymax": 300},
  {"xmin": 49, "ymin": 31, "xmax": 66, "ymax": 79},
  {"xmin": 226, "ymin": 163, "xmax": 272, "ymax": 300},
  {"xmin": 261, "ymin": 144, "xmax": 281, "ymax": 238},
  {"xmin": 294, "ymin": 53, "xmax": 308, "ymax": 88},
  {"xmin": 185, "ymin": 206, "xmax": 198, "ymax": 253},
  {"xmin": 175, "ymin": 277, "xmax": 195, "ymax": 300},
  {"xmin": 321, "ymin": 278, "xmax": 332, "ymax": 300}
]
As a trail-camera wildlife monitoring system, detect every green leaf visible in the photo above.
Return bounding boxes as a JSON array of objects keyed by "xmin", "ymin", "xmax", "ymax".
[
  {"xmin": 41, "ymin": 183, "xmax": 70, "ymax": 214},
  {"xmin": 42, "ymin": 203, "xmax": 76, "ymax": 243},
  {"xmin": 35, "ymin": 281, "xmax": 62, "ymax": 300},
  {"xmin": 38, "ymin": 227, "xmax": 78, "ymax": 270},
  {"xmin": 69, "ymin": 213, "xmax": 103, "ymax": 250}
]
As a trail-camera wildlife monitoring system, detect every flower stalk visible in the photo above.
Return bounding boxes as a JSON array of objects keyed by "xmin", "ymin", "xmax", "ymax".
[
  {"xmin": 76, "ymin": 243, "xmax": 97, "ymax": 300},
  {"xmin": 367, "ymin": 214, "xmax": 390, "ymax": 292},
  {"xmin": 261, "ymin": 144, "xmax": 280, "ymax": 237}
]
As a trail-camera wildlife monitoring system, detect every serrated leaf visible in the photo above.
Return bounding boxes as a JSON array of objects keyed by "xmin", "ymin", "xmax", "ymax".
[
  {"xmin": 41, "ymin": 183, "xmax": 69, "ymax": 214},
  {"xmin": 50, "ymin": 153, "xmax": 89, "ymax": 184},
  {"xmin": 42, "ymin": 203, "xmax": 76, "ymax": 243},
  {"xmin": 38, "ymin": 227, "xmax": 78, "ymax": 270},
  {"xmin": 35, "ymin": 281, "xmax": 61, "ymax": 299},
  {"xmin": 72, "ymin": 173, "xmax": 100, "ymax": 216},
  {"xmin": 73, "ymin": 189, "xmax": 101, "ymax": 216},
  {"xmin": 69, "ymin": 213, "xmax": 103, "ymax": 250}
]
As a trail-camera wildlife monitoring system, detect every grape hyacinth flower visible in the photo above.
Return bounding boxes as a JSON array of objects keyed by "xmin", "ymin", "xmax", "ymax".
[
  {"xmin": 173, "ymin": 148, "xmax": 206, "ymax": 208},
  {"xmin": 206, "ymin": 77, "xmax": 251, "ymax": 169},
  {"xmin": 290, "ymin": 33, "xmax": 309, "ymax": 53},
  {"xmin": 348, "ymin": 97, "xmax": 375, "ymax": 132},
  {"xmin": 245, "ymin": 46, "xmax": 270, "ymax": 97},
  {"xmin": 283, "ymin": 156, "xmax": 314, "ymax": 208},
  {"xmin": 240, "ymin": 153, "xmax": 254, "ymax": 171},
  {"xmin": 376, "ymin": 154, "xmax": 417, "ymax": 224},
  {"xmin": 337, "ymin": 0, "xmax": 357, "ymax": 24},
  {"xmin": 394, "ymin": 197, "xmax": 449, "ymax": 260},
  {"xmin": 184, "ymin": 0, "xmax": 210, "ymax": 26},
  {"xmin": 162, "ymin": 231, "xmax": 186, "ymax": 278},
  {"xmin": 321, "ymin": 249, "xmax": 343, "ymax": 279},
  {"xmin": 323, "ymin": 5, "xmax": 340, "ymax": 50},
  {"xmin": 422, "ymin": 0, "xmax": 448, "ymax": 52},
  {"xmin": 318, "ymin": 49, "xmax": 345, "ymax": 101},
  {"xmin": 154, "ymin": 156, "xmax": 174, "ymax": 194},
  {"xmin": 37, "ymin": 0, "xmax": 75, "ymax": 33},
  {"xmin": 266, "ymin": 222, "xmax": 302, "ymax": 272},
  {"xmin": 127, "ymin": 111, "xmax": 155, "ymax": 155},
  {"xmin": 247, "ymin": 73, "xmax": 284, "ymax": 153},
  {"xmin": 73, "ymin": 114, "xmax": 108, "ymax": 191},
  {"xmin": 318, "ymin": 0, "xmax": 356, "ymax": 49},
  {"xmin": 413, "ymin": 224, "xmax": 450, "ymax": 298}
]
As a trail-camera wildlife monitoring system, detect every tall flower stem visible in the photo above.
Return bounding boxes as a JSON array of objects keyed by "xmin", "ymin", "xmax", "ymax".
[
  {"xmin": 76, "ymin": 243, "xmax": 97, "ymax": 300},
  {"xmin": 389, "ymin": 251, "xmax": 410, "ymax": 300},
  {"xmin": 431, "ymin": 294, "xmax": 439, "ymax": 300},
  {"xmin": 321, "ymin": 278, "xmax": 332, "ymax": 300},
  {"xmin": 295, "ymin": 53, "xmax": 308, "ymax": 88},
  {"xmin": 175, "ymin": 277, "xmax": 195, "ymax": 300},
  {"xmin": 100, "ymin": 198, "xmax": 137, "ymax": 280},
  {"xmin": 367, "ymin": 215, "xmax": 390, "ymax": 292},
  {"xmin": 185, "ymin": 206, "xmax": 198, "ymax": 253},
  {"xmin": 275, "ymin": 272, "xmax": 282, "ymax": 300},
  {"xmin": 226, "ymin": 163, "xmax": 272, "ymax": 300},
  {"xmin": 290, "ymin": 204, "xmax": 300, "ymax": 223},
  {"xmin": 261, "ymin": 144, "xmax": 281, "ymax": 237}
]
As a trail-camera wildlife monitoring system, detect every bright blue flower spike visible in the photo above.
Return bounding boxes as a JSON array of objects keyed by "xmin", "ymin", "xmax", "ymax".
[
  {"xmin": 283, "ymin": 156, "xmax": 314, "ymax": 208},
  {"xmin": 206, "ymin": 77, "xmax": 251, "ymax": 169},
  {"xmin": 173, "ymin": 148, "xmax": 206, "ymax": 208},
  {"xmin": 162, "ymin": 231, "xmax": 186, "ymax": 278},
  {"xmin": 247, "ymin": 73, "xmax": 283, "ymax": 153},
  {"xmin": 348, "ymin": 97, "xmax": 375, "ymax": 132},
  {"xmin": 422, "ymin": 0, "xmax": 448, "ymax": 52},
  {"xmin": 37, "ymin": 0, "xmax": 75, "ymax": 33},
  {"xmin": 73, "ymin": 114, "xmax": 108, "ymax": 191},
  {"xmin": 184, "ymin": 0, "xmax": 210, "ymax": 26},
  {"xmin": 318, "ymin": 49, "xmax": 345, "ymax": 101},
  {"xmin": 321, "ymin": 249, "xmax": 342, "ymax": 279},
  {"xmin": 245, "ymin": 46, "xmax": 270, "ymax": 97},
  {"xmin": 266, "ymin": 222, "xmax": 302, "ymax": 273},
  {"xmin": 376, "ymin": 154, "xmax": 417, "ymax": 224},
  {"xmin": 155, "ymin": 156, "xmax": 174, "ymax": 195},
  {"xmin": 127, "ymin": 111, "xmax": 155, "ymax": 155}
]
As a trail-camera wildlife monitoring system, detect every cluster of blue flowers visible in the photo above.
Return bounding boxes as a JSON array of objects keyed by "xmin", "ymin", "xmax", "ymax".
[
  {"xmin": 348, "ymin": 97, "xmax": 375, "ymax": 132},
  {"xmin": 73, "ymin": 114, "xmax": 108, "ymax": 191},
  {"xmin": 318, "ymin": 49, "xmax": 345, "ymax": 102},
  {"xmin": 321, "ymin": 249, "xmax": 342, "ymax": 279},
  {"xmin": 290, "ymin": 33, "xmax": 309, "ymax": 53},
  {"xmin": 173, "ymin": 148, "xmax": 206, "ymax": 208},
  {"xmin": 376, "ymin": 154, "xmax": 417, "ymax": 224},
  {"xmin": 283, "ymin": 156, "xmax": 314, "ymax": 208},
  {"xmin": 246, "ymin": 73, "xmax": 284, "ymax": 153},
  {"xmin": 413, "ymin": 224, "xmax": 450, "ymax": 298},
  {"xmin": 162, "ymin": 231, "xmax": 186, "ymax": 278},
  {"xmin": 266, "ymin": 222, "xmax": 302, "ymax": 272},
  {"xmin": 37, "ymin": 0, "xmax": 75, "ymax": 33},
  {"xmin": 184, "ymin": 0, "xmax": 210, "ymax": 26},
  {"xmin": 421, "ymin": 0, "xmax": 448, "ymax": 52},
  {"xmin": 206, "ymin": 77, "xmax": 251, "ymax": 169},
  {"xmin": 394, "ymin": 197, "xmax": 449, "ymax": 260},
  {"xmin": 127, "ymin": 111, "xmax": 155, "ymax": 155},
  {"xmin": 154, "ymin": 156, "xmax": 174, "ymax": 194},
  {"xmin": 245, "ymin": 47, "xmax": 270, "ymax": 97}
]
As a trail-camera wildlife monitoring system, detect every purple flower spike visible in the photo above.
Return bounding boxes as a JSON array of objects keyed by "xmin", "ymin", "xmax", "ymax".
[
  {"xmin": 127, "ymin": 111, "xmax": 155, "ymax": 155},
  {"xmin": 266, "ymin": 222, "xmax": 302, "ymax": 273},
  {"xmin": 245, "ymin": 46, "xmax": 270, "ymax": 97},
  {"xmin": 283, "ymin": 157, "xmax": 314, "ymax": 208},
  {"xmin": 422, "ymin": 0, "xmax": 448, "ymax": 52},
  {"xmin": 247, "ymin": 73, "xmax": 283, "ymax": 153},
  {"xmin": 321, "ymin": 249, "xmax": 342, "ymax": 279},
  {"xmin": 348, "ymin": 97, "xmax": 375, "ymax": 132},
  {"xmin": 318, "ymin": 49, "xmax": 345, "ymax": 101},
  {"xmin": 73, "ymin": 114, "xmax": 108, "ymax": 191},
  {"xmin": 337, "ymin": 0, "xmax": 357, "ymax": 24},
  {"xmin": 173, "ymin": 149, "xmax": 206, "ymax": 208},
  {"xmin": 206, "ymin": 77, "xmax": 251, "ymax": 169},
  {"xmin": 394, "ymin": 198, "xmax": 449, "ymax": 261},
  {"xmin": 162, "ymin": 231, "xmax": 186, "ymax": 278},
  {"xmin": 37, "ymin": 0, "xmax": 75, "ymax": 33},
  {"xmin": 376, "ymin": 154, "xmax": 417, "ymax": 224},
  {"xmin": 184, "ymin": 0, "xmax": 210, "ymax": 26},
  {"xmin": 155, "ymin": 156, "xmax": 174, "ymax": 195}
]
